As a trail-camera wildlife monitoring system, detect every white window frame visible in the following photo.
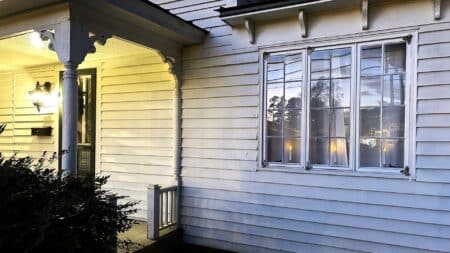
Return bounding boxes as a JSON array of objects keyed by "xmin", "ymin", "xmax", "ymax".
[
  {"xmin": 262, "ymin": 49, "xmax": 307, "ymax": 168},
  {"xmin": 355, "ymin": 38, "xmax": 412, "ymax": 174},
  {"xmin": 305, "ymin": 44, "xmax": 357, "ymax": 171},
  {"xmin": 259, "ymin": 32, "xmax": 417, "ymax": 177}
]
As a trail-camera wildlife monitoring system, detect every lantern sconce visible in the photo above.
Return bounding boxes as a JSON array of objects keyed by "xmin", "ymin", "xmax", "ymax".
[{"xmin": 29, "ymin": 81, "xmax": 52, "ymax": 112}]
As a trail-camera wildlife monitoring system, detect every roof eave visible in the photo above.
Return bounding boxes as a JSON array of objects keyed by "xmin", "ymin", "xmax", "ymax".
[
  {"xmin": 106, "ymin": 0, "xmax": 207, "ymax": 45},
  {"xmin": 218, "ymin": 0, "xmax": 360, "ymax": 26}
]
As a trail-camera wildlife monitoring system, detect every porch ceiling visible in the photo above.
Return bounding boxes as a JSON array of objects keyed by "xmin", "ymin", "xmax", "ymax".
[
  {"xmin": 0, "ymin": 33, "xmax": 153, "ymax": 71},
  {"xmin": 0, "ymin": 0, "xmax": 63, "ymax": 18}
]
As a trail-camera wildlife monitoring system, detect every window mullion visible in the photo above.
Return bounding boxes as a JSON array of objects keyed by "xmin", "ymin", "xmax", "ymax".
[
  {"xmin": 352, "ymin": 45, "xmax": 358, "ymax": 172},
  {"xmin": 281, "ymin": 58, "xmax": 286, "ymax": 164},
  {"xmin": 380, "ymin": 43, "xmax": 385, "ymax": 169},
  {"xmin": 328, "ymin": 53, "xmax": 332, "ymax": 167},
  {"xmin": 303, "ymin": 49, "xmax": 310, "ymax": 169}
]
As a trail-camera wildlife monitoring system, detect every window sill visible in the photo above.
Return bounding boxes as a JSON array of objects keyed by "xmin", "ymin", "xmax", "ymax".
[{"xmin": 258, "ymin": 166, "xmax": 412, "ymax": 180}]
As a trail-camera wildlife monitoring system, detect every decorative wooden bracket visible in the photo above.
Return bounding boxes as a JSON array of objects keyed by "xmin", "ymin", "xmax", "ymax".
[
  {"xmin": 244, "ymin": 18, "xmax": 255, "ymax": 44},
  {"xmin": 434, "ymin": 0, "xmax": 442, "ymax": 20},
  {"xmin": 362, "ymin": 0, "xmax": 369, "ymax": 30},
  {"xmin": 299, "ymin": 10, "xmax": 307, "ymax": 38}
]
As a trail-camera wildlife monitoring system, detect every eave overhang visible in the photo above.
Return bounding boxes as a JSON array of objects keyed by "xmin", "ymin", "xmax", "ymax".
[
  {"xmin": 218, "ymin": 0, "xmax": 360, "ymax": 26},
  {"xmin": 0, "ymin": 0, "xmax": 207, "ymax": 45},
  {"xmin": 105, "ymin": 0, "xmax": 207, "ymax": 45},
  {"xmin": 0, "ymin": 0, "xmax": 65, "ymax": 18}
]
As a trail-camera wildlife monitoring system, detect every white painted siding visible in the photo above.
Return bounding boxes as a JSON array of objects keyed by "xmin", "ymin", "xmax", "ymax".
[
  {"xmin": 416, "ymin": 23, "xmax": 450, "ymax": 184},
  {"xmin": 0, "ymin": 52, "xmax": 176, "ymax": 220},
  {"xmin": 153, "ymin": 0, "xmax": 450, "ymax": 252},
  {"xmin": 98, "ymin": 54, "xmax": 176, "ymax": 219},
  {"xmin": 0, "ymin": 66, "xmax": 59, "ymax": 162}
]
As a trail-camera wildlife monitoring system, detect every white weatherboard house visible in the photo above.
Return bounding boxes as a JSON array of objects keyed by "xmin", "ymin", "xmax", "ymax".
[{"xmin": 1, "ymin": 0, "xmax": 450, "ymax": 252}]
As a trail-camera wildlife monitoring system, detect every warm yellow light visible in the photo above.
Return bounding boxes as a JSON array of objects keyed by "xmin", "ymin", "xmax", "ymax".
[
  {"xmin": 330, "ymin": 142, "xmax": 337, "ymax": 153},
  {"xmin": 30, "ymin": 32, "xmax": 45, "ymax": 48},
  {"xmin": 29, "ymin": 82, "xmax": 52, "ymax": 112}
]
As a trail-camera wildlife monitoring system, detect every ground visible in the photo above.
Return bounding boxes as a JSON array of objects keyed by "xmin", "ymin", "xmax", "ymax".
[{"xmin": 118, "ymin": 221, "xmax": 233, "ymax": 253}]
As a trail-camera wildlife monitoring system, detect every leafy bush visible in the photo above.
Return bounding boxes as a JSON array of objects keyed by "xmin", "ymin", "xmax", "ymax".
[{"xmin": 0, "ymin": 153, "xmax": 138, "ymax": 253}]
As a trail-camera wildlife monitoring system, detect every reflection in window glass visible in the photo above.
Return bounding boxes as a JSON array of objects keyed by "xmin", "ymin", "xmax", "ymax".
[
  {"xmin": 310, "ymin": 48, "xmax": 352, "ymax": 167},
  {"xmin": 265, "ymin": 52, "xmax": 303, "ymax": 165},
  {"xmin": 359, "ymin": 42, "xmax": 406, "ymax": 169}
]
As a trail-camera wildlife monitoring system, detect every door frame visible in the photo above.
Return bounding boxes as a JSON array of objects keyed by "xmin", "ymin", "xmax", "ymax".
[{"xmin": 58, "ymin": 68, "xmax": 97, "ymax": 175}]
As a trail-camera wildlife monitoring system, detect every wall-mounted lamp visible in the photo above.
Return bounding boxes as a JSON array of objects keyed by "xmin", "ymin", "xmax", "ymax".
[{"xmin": 29, "ymin": 81, "xmax": 52, "ymax": 112}]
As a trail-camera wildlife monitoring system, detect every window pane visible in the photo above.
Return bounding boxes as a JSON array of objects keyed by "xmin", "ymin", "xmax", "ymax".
[
  {"xmin": 332, "ymin": 78, "xmax": 351, "ymax": 107},
  {"xmin": 360, "ymin": 107, "xmax": 380, "ymax": 137},
  {"xmin": 267, "ymin": 82, "xmax": 283, "ymax": 110},
  {"xmin": 284, "ymin": 138, "xmax": 301, "ymax": 163},
  {"xmin": 360, "ymin": 76, "xmax": 382, "ymax": 107},
  {"xmin": 284, "ymin": 110, "xmax": 301, "ymax": 137},
  {"xmin": 267, "ymin": 137, "xmax": 283, "ymax": 163},
  {"xmin": 382, "ymin": 139, "xmax": 404, "ymax": 168},
  {"xmin": 285, "ymin": 82, "xmax": 302, "ymax": 109},
  {"xmin": 331, "ymin": 48, "xmax": 352, "ymax": 78},
  {"xmin": 285, "ymin": 54, "xmax": 303, "ymax": 81},
  {"xmin": 331, "ymin": 109, "xmax": 350, "ymax": 138},
  {"xmin": 310, "ymin": 109, "xmax": 330, "ymax": 137},
  {"xmin": 383, "ymin": 74, "xmax": 405, "ymax": 105},
  {"xmin": 310, "ymin": 138, "xmax": 329, "ymax": 165},
  {"xmin": 330, "ymin": 138, "xmax": 349, "ymax": 167},
  {"xmin": 311, "ymin": 50, "xmax": 331, "ymax": 80},
  {"xmin": 382, "ymin": 106, "xmax": 405, "ymax": 138},
  {"xmin": 267, "ymin": 55, "xmax": 284, "ymax": 82},
  {"xmin": 311, "ymin": 80, "xmax": 330, "ymax": 108},
  {"xmin": 361, "ymin": 45, "xmax": 382, "ymax": 76},
  {"xmin": 385, "ymin": 43, "xmax": 406, "ymax": 74},
  {"xmin": 360, "ymin": 138, "xmax": 380, "ymax": 167},
  {"xmin": 267, "ymin": 110, "xmax": 282, "ymax": 136}
]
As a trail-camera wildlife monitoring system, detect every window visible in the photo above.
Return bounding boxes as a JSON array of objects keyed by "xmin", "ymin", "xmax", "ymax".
[
  {"xmin": 262, "ymin": 37, "xmax": 411, "ymax": 173},
  {"xmin": 309, "ymin": 48, "xmax": 352, "ymax": 168},
  {"xmin": 264, "ymin": 52, "xmax": 304, "ymax": 166},
  {"xmin": 358, "ymin": 42, "xmax": 407, "ymax": 170}
]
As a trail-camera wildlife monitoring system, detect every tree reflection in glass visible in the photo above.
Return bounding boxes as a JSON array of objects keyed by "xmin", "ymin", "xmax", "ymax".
[
  {"xmin": 359, "ymin": 42, "xmax": 406, "ymax": 169},
  {"xmin": 310, "ymin": 47, "xmax": 351, "ymax": 167},
  {"xmin": 265, "ymin": 53, "xmax": 303, "ymax": 165}
]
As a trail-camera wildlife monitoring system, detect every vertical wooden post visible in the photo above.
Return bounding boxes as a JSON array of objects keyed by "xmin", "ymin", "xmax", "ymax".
[
  {"xmin": 147, "ymin": 184, "xmax": 161, "ymax": 240},
  {"xmin": 61, "ymin": 63, "xmax": 79, "ymax": 177},
  {"xmin": 39, "ymin": 22, "xmax": 109, "ymax": 177}
]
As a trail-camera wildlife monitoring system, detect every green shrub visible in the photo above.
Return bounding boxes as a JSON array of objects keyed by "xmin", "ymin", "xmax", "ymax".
[{"xmin": 0, "ymin": 153, "xmax": 138, "ymax": 253}]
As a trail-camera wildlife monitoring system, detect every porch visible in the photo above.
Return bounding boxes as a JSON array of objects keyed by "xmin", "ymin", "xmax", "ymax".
[{"xmin": 0, "ymin": 0, "xmax": 205, "ymax": 247}]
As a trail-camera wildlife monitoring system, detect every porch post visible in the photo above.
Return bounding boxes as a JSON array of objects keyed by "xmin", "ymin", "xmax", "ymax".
[
  {"xmin": 39, "ymin": 22, "xmax": 109, "ymax": 177},
  {"xmin": 61, "ymin": 63, "xmax": 79, "ymax": 176}
]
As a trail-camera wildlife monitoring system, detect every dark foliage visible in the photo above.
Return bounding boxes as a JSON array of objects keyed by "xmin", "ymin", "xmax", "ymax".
[{"xmin": 0, "ymin": 153, "xmax": 138, "ymax": 253}]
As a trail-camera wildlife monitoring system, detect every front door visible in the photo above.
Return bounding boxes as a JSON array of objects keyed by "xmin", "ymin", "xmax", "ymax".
[{"xmin": 59, "ymin": 69, "xmax": 97, "ymax": 176}]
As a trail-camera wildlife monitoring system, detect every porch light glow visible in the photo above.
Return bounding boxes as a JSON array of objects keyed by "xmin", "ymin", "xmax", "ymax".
[
  {"xmin": 29, "ymin": 82, "xmax": 52, "ymax": 112},
  {"xmin": 30, "ymin": 32, "xmax": 45, "ymax": 48}
]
